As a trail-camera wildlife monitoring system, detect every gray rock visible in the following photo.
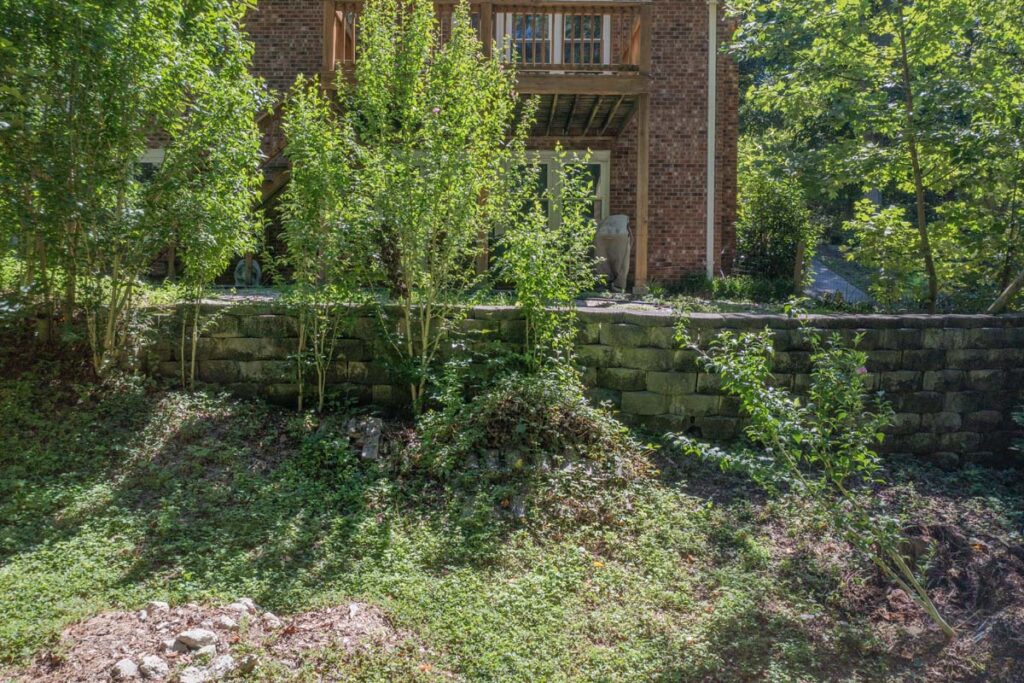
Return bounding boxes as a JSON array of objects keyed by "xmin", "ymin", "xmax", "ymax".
[
  {"xmin": 111, "ymin": 658, "xmax": 139, "ymax": 680},
  {"xmin": 177, "ymin": 667, "xmax": 210, "ymax": 683},
  {"xmin": 146, "ymin": 601, "xmax": 170, "ymax": 617},
  {"xmin": 174, "ymin": 628, "xmax": 217, "ymax": 650},
  {"xmin": 213, "ymin": 614, "xmax": 237, "ymax": 630},
  {"xmin": 226, "ymin": 597, "xmax": 258, "ymax": 615},
  {"xmin": 196, "ymin": 644, "xmax": 217, "ymax": 659},
  {"xmin": 261, "ymin": 612, "xmax": 283, "ymax": 629},
  {"xmin": 139, "ymin": 655, "xmax": 169, "ymax": 680},
  {"xmin": 208, "ymin": 655, "xmax": 236, "ymax": 679}
]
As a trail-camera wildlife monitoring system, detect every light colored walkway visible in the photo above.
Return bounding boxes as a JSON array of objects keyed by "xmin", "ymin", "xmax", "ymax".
[{"xmin": 806, "ymin": 258, "xmax": 872, "ymax": 304}]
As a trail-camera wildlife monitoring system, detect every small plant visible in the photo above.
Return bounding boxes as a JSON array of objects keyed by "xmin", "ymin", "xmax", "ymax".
[
  {"xmin": 671, "ymin": 323, "xmax": 956, "ymax": 638},
  {"xmin": 495, "ymin": 147, "xmax": 597, "ymax": 371},
  {"xmin": 416, "ymin": 365, "xmax": 650, "ymax": 523}
]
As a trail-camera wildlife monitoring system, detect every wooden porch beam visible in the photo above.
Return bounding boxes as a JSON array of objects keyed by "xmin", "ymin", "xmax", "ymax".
[
  {"xmin": 322, "ymin": 0, "xmax": 337, "ymax": 82},
  {"xmin": 634, "ymin": 92, "xmax": 649, "ymax": 293},
  {"xmin": 545, "ymin": 93, "xmax": 559, "ymax": 136},
  {"xmin": 598, "ymin": 94, "xmax": 624, "ymax": 136},
  {"xmin": 516, "ymin": 73, "xmax": 649, "ymax": 96},
  {"xmin": 564, "ymin": 94, "xmax": 581, "ymax": 135},
  {"xmin": 581, "ymin": 95, "xmax": 604, "ymax": 136}
]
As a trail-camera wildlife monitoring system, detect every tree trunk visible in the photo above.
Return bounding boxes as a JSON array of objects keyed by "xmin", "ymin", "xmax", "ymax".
[
  {"xmin": 896, "ymin": 12, "xmax": 939, "ymax": 313},
  {"xmin": 988, "ymin": 269, "xmax": 1024, "ymax": 314}
]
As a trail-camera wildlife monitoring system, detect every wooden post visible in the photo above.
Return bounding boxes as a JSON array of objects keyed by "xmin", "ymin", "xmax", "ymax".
[
  {"xmin": 634, "ymin": 92, "xmax": 650, "ymax": 294},
  {"xmin": 322, "ymin": 0, "xmax": 337, "ymax": 83},
  {"xmin": 633, "ymin": 5, "xmax": 652, "ymax": 294},
  {"xmin": 480, "ymin": 2, "xmax": 493, "ymax": 58}
]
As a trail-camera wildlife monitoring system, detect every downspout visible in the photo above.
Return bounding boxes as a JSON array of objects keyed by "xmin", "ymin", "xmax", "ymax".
[{"xmin": 705, "ymin": 0, "xmax": 718, "ymax": 281}]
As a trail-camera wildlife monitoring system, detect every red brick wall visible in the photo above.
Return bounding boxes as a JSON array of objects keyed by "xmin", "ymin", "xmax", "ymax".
[
  {"xmin": 245, "ymin": 0, "xmax": 323, "ymax": 95},
  {"xmin": 610, "ymin": 1, "xmax": 738, "ymax": 283}
]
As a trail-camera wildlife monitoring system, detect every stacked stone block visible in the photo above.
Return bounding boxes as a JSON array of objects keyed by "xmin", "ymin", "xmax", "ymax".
[{"xmin": 146, "ymin": 303, "xmax": 1024, "ymax": 465}]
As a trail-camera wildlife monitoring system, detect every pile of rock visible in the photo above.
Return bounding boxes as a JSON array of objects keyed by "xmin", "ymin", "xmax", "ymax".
[{"xmin": 109, "ymin": 599, "xmax": 270, "ymax": 681}]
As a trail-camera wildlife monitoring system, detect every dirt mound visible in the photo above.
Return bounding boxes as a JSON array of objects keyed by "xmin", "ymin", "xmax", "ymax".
[{"xmin": 8, "ymin": 599, "xmax": 403, "ymax": 682}]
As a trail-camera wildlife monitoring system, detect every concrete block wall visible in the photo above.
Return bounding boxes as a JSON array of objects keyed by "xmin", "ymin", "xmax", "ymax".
[{"xmin": 146, "ymin": 303, "xmax": 1024, "ymax": 465}]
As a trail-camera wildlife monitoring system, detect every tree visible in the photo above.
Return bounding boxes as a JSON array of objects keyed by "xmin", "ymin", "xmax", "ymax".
[
  {"xmin": 730, "ymin": 0, "xmax": 1024, "ymax": 312},
  {"xmin": 344, "ymin": 0, "xmax": 525, "ymax": 411},
  {"xmin": 277, "ymin": 76, "xmax": 365, "ymax": 412},
  {"xmin": 0, "ymin": 0, "xmax": 264, "ymax": 372}
]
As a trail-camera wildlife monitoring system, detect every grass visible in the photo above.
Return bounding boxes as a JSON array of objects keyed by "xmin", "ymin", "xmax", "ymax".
[{"xmin": 1, "ymin": 360, "xmax": 1022, "ymax": 680}]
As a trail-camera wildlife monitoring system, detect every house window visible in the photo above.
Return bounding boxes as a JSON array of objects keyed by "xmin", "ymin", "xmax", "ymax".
[{"xmin": 494, "ymin": 13, "xmax": 611, "ymax": 66}]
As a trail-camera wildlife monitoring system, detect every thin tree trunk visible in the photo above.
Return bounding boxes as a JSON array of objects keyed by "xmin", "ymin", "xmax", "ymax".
[
  {"xmin": 988, "ymin": 269, "xmax": 1024, "ymax": 314},
  {"xmin": 896, "ymin": 12, "xmax": 938, "ymax": 313}
]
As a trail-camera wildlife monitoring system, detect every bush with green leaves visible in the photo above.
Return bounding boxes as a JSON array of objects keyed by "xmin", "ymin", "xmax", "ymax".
[
  {"xmin": 341, "ymin": 0, "xmax": 528, "ymax": 412},
  {"xmin": 277, "ymin": 76, "xmax": 366, "ymax": 412},
  {"xmin": 671, "ymin": 324, "xmax": 955, "ymax": 638},
  {"xmin": 495, "ymin": 148, "xmax": 598, "ymax": 371},
  {"xmin": 416, "ymin": 364, "xmax": 651, "ymax": 523},
  {"xmin": 0, "ymin": 0, "xmax": 264, "ymax": 374},
  {"xmin": 736, "ymin": 167, "xmax": 818, "ymax": 284}
]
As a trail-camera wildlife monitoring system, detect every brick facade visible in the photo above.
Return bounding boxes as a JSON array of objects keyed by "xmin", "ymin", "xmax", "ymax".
[{"xmin": 244, "ymin": 0, "xmax": 739, "ymax": 286}]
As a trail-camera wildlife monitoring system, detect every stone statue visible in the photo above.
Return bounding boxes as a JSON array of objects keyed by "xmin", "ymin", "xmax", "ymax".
[
  {"xmin": 594, "ymin": 214, "xmax": 631, "ymax": 292},
  {"xmin": 234, "ymin": 258, "xmax": 262, "ymax": 288}
]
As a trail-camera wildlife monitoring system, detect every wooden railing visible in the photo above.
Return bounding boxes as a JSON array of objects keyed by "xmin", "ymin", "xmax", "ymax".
[{"xmin": 323, "ymin": 0, "xmax": 651, "ymax": 80}]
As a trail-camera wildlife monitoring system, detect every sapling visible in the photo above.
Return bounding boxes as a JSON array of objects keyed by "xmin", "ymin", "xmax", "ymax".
[
  {"xmin": 672, "ymin": 323, "xmax": 956, "ymax": 638},
  {"xmin": 495, "ymin": 147, "xmax": 598, "ymax": 372}
]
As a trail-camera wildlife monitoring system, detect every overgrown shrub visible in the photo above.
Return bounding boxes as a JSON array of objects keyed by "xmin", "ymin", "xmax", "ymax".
[
  {"xmin": 736, "ymin": 169, "xmax": 818, "ymax": 284},
  {"xmin": 495, "ymin": 147, "xmax": 597, "ymax": 371},
  {"xmin": 672, "ymin": 324, "xmax": 955, "ymax": 638},
  {"xmin": 673, "ymin": 273, "xmax": 794, "ymax": 303},
  {"xmin": 416, "ymin": 366, "xmax": 651, "ymax": 523}
]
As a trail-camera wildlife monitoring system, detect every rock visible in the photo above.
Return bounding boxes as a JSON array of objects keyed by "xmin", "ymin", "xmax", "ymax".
[
  {"xmin": 261, "ymin": 612, "xmax": 283, "ymax": 629},
  {"xmin": 177, "ymin": 666, "xmax": 210, "ymax": 683},
  {"xmin": 163, "ymin": 637, "xmax": 188, "ymax": 654},
  {"xmin": 199, "ymin": 619, "xmax": 214, "ymax": 629},
  {"xmin": 139, "ymin": 655, "xmax": 169, "ymax": 680},
  {"xmin": 213, "ymin": 614, "xmax": 237, "ymax": 630},
  {"xmin": 208, "ymin": 655, "xmax": 235, "ymax": 679},
  {"xmin": 226, "ymin": 597, "xmax": 258, "ymax": 615},
  {"xmin": 348, "ymin": 603, "xmax": 360, "ymax": 619},
  {"xmin": 236, "ymin": 655, "xmax": 258, "ymax": 675},
  {"xmin": 137, "ymin": 610, "xmax": 149, "ymax": 622},
  {"xmin": 111, "ymin": 658, "xmax": 139, "ymax": 680},
  {"xmin": 146, "ymin": 601, "xmax": 170, "ymax": 617},
  {"xmin": 174, "ymin": 628, "xmax": 217, "ymax": 650},
  {"xmin": 196, "ymin": 644, "xmax": 217, "ymax": 659}
]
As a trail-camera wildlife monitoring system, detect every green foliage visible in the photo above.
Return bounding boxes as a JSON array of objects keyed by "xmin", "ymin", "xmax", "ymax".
[
  {"xmin": 673, "ymin": 273, "xmax": 795, "ymax": 304},
  {"xmin": 0, "ymin": 0, "xmax": 264, "ymax": 371},
  {"xmin": 416, "ymin": 366, "xmax": 650, "ymax": 523},
  {"xmin": 495, "ymin": 148, "xmax": 598, "ymax": 370},
  {"xmin": 277, "ymin": 76, "xmax": 366, "ymax": 412},
  {"xmin": 330, "ymin": 0, "xmax": 528, "ymax": 411},
  {"xmin": 731, "ymin": 0, "xmax": 1024, "ymax": 311},
  {"xmin": 4, "ymin": 362, "xmax": 1024, "ymax": 677},
  {"xmin": 672, "ymin": 324, "xmax": 955, "ymax": 637},
  {"xmin": 736, "ymin": 164, "xmax": 817, "ymax": 283}
]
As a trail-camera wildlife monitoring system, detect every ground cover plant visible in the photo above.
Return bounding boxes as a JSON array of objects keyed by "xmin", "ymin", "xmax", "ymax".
[{"xmin": 1, "ymin": 348, "xmax": 1023, "ymax": 681}]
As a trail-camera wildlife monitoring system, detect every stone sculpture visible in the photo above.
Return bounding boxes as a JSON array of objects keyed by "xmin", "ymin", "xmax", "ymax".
[{"xmin": 594, "ymin": 214, "xmax": 631, "ymax": 292}]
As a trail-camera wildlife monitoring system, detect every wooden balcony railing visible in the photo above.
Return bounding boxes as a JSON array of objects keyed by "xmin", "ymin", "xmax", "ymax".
[{"xmin": 323, "ymin": 0, "xmax": 651, "ymax": 87}]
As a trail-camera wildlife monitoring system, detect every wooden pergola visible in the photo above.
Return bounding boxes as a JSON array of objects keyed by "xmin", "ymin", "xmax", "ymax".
[{"xmin": 319, "ymin": 0, "xmax": 653, "ymax": 289}]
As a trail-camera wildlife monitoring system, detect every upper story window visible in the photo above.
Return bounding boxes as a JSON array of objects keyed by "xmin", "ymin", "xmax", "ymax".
[{"xmin": 494, "ymin": 13, "xmax": 612, "ymax": 67}]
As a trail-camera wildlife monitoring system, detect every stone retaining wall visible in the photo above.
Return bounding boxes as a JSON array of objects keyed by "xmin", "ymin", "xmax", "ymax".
[{"xmin": 146, "ymin": 303, "xmax": 1024, "ymax": 466}]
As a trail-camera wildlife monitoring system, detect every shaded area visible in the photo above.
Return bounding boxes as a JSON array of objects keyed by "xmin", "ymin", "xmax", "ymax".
[{"xmin": 1, "ymin": 354, "xmax": 1022, "ymax": 680}]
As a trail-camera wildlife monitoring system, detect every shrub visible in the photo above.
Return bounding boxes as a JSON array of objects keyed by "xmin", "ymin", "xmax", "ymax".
[
  {"xmin": 495, "ymin": 148, "xmax": 597, "ymax": 371},
  {"xmin": 736, "ymin": 169, "xmax": 818, "ymax": 283},
  {"xmin": 416, "ymin": 366, "xmax": 651, "ymax": 523},
  {"xmin": 671, "ymin": 324, "xmax": 955, "ymax": 638}
]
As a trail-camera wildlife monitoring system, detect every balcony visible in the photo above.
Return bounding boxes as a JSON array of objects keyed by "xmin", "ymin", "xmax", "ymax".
[{"xmin": 321, "ymin": 0, "xmax": 652, "ymax": 139}]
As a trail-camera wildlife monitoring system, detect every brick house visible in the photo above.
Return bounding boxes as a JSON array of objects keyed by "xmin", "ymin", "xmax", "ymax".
[{"xmin": 246, "ymin": 0, "xmax": 738, "ymax": 290}]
